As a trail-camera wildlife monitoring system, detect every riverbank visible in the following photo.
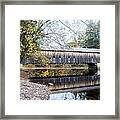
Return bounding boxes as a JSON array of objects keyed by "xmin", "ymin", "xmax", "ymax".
[{"xmin": 20, "ymin": 80, "xmax": 50, "ymax": 100}]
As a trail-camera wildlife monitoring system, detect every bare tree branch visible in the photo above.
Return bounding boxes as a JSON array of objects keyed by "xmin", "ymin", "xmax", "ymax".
[{"xmin": 59, "ymin": 20, "xmax": 77, "ymax": 35}]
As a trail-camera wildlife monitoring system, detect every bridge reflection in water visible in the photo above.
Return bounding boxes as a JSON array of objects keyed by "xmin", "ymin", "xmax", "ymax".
[{"xmin": 29, "ymin": 74, "xmax": 100, "ymax": 100}]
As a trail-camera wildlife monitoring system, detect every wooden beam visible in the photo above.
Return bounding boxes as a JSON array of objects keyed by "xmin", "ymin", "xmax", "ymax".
[
  {"xmin": 20, "ymin": 67, "xmax": 88, "ymax": 70},
  {"xmin": 50, "ymin": 85, "xmax": 100, "ymax": 94}
]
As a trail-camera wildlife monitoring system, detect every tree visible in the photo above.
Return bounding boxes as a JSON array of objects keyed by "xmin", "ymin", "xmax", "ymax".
[
  {"xmin": 41, "ymin": 20, "xmax": 70, "ymax": 49},
  {"xmin": 20, "ymin": 20, "xmax": 40, "ymax": 62},
  {"xmin": 20, "ymin": 20, "xmax": 50, "ymax": 63},
  {"xmin": 30, "ymin": 51, "xmax": 50, "ymax": 67},
  {"xmin": 80, "ymin": 20, "xmax": 100, "ymax": 49},
  {"xmin": 66, "ymin": 20, "xmax": 100, "ymax": 49}
]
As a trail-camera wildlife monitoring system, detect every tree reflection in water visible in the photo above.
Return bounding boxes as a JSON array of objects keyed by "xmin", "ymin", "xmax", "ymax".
[{"xmin": 49, "ymin": 89, "xmax": 100, "ymax": 100}]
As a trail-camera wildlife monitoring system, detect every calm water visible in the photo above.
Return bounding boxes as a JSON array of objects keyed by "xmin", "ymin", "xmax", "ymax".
[
  {"xmin": 49, "ymin": 92, "xmax": 87, "ymax": 100},
  {"xmin": 49, "ymin": 88, "xmax": 100, "ymax": 100}
]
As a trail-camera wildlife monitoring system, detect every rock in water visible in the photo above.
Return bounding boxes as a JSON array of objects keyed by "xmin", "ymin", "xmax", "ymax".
[{"xmin": 20, "ymin": 80, "xmax": 50, "ymax": 100}]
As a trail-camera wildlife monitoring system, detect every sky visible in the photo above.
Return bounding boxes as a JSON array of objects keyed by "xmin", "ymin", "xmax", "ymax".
[{"xmin": 39, "ymin": 19, "xmax": 99, "ymax": 50}]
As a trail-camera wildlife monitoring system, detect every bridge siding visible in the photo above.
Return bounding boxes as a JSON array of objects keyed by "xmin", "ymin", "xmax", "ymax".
[
  {"xmin": 21, "ymin": 50, "xmax": 100, "ymax": 64},
  {"xmin": 50, "ymin": 54, "xmax": 99, "ymax": 64},
  {"xmin": 30, "ymin": 75, "xmax": 100, "ymax": 91}
]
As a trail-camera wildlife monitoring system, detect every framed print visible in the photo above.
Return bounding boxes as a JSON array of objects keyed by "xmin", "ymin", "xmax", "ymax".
[{"xmin": 0, "ymin": 0, "xmax": 119, "ymax": 119}]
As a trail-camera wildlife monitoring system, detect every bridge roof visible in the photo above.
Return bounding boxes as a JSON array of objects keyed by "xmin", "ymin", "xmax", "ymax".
[{"xmin": 41, "ymin": 48, "xmax": 100, "ymax": 53}]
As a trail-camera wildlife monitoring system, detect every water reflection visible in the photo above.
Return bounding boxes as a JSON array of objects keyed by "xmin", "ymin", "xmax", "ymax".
[
  {"xmin": 49, "ymin": 92, "xmax": 88, "ymax": 100},
  {"xmin": 49, "ymin": 92, "xmax": 76, "ymax": 100},
  {"xmin": 49, "ymin": 89, "xmax": 100, "ymax": 100}
]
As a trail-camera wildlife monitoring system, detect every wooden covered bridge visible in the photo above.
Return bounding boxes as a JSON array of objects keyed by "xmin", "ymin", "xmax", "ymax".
[
  {"xmin": 42, "ymin": 49, "xmax": 100, "ymax": 64},
  {"xmin": 21, "ymin": 49, "xmax": 100, "ymax": 93},
  {"xmin": 21, "ymin": 49, "xmax": 100, "ymax": 64}
]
